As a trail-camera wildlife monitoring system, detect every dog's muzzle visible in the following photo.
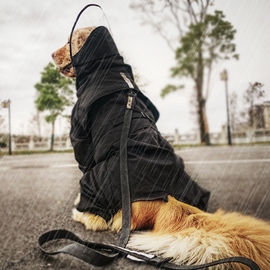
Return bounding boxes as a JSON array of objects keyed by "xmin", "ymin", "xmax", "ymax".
[{"xmin": 60, "ymin": 62, "xmax": 73, "ymax": 73}]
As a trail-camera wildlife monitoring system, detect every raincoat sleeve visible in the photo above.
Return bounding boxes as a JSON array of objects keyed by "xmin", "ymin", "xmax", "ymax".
[{"xmin": 70, "ymin": 113, "xmax": 96, "ymax": 174}]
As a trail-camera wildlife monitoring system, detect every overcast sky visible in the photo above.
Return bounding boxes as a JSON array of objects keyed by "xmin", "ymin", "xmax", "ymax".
[{"xmin": 0, "ymin": 0, "xmax": 270, "ymax": 137}]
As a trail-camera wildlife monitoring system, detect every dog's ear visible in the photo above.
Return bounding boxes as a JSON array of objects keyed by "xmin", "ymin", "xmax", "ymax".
[
  {"xmin": 73, "ymin": 27, "xmax": 96, "ymax": 54},
  {"xmin": 83, "ymin": 26, "xmax": 96, "ymax": 33}
]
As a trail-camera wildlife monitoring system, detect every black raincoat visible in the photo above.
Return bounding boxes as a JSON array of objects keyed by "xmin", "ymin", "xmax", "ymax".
[{"xmin": 70, "ymin": 26, "xmax": 210, "ymax": 222}]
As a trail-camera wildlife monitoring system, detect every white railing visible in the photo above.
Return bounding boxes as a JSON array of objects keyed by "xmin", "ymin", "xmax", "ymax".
[
  {"xmin": 163, "ymin": 127, "xmax": 270, "ymax": 145},
  {"xmin": 1, "ymin": 127, "xmax": 270, "ymax": 152},
  {"xmin": 3, "ymin": 137, "xmax": 73, "ymax": 151}
]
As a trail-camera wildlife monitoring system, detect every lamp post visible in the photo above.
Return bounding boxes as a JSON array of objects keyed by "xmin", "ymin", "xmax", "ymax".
[
  {"xmin": 1, "ymin": 100, "xmax": 12, "ymax": 155},
  {"xmin": 220, "ymin": 70, "xmax": 232, "ymax": 145}
]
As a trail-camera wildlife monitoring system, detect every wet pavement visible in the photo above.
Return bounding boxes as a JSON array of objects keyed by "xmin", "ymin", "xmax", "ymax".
[{"xmin": 0, "ymin": 145, "xmax": 269, "ymax": 269}]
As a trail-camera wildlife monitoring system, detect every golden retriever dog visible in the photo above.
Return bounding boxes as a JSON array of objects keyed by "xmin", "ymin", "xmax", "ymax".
[{"xmin": 52, "ymin": 27, "xmax": 270, "ymax": 270}]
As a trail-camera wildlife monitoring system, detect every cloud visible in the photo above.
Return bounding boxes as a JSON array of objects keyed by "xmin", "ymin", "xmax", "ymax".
[{"xmin": 1, "ymin": 0, "xmax": 270, "ymax": 136}]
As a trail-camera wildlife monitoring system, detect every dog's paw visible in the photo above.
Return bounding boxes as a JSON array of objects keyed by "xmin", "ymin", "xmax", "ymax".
[
  {"xmin": 111, "ymin": 209, "xmax": 123, "ymax": 233},
  {"xmin": 74, "ymin": 193, "xmax": 80, "ymax": 206},
  {"xmin": 110, "ymin": 209, "xmax": 138, "ymax": 232},
  {"xmin": 72, "ymin": 209, "xmax": 108, "ymax": 231}
]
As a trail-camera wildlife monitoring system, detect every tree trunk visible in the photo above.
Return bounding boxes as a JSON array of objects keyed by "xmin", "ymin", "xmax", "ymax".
[
  {"xmin": 202, "ymin": 100, "xmax": 210, "ymax": 145},
  {"xmin": 50, "ymin": 121, "xmax": 55, "ymax": 151},
  {"xmin": 195, "ymin": 51, "xmax": 210, "ymax": 145}
]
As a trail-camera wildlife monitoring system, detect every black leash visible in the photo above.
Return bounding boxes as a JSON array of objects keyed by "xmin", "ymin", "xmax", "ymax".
[
  {"xmin": 38, "ymin": 229, "xmax": 260, "ymax": 270},
  {"xmin": 118, "ymin": 90, "xmax": 137, "ymax": 247}
]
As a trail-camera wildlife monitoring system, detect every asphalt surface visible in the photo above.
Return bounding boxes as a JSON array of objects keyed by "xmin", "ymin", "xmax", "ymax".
[{"xmin": 0, "ymin": 145, "xmax": 269, "ymax": 269}]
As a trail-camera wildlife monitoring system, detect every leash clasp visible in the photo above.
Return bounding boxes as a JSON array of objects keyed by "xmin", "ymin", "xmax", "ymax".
[
  {"xmin": 127, "ymin": 96, "xmax": 133, "ymax": 109},
  {"xmin": 126, "ymin": 91, "xmax": 136, "ymax": 109}
]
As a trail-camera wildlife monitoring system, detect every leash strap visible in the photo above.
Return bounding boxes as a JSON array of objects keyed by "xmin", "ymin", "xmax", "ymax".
[
  {"xmin": 118, "ymin": 90, "xmax": 137, "ymax": 247},
  {"xmin": 38, "ymin": 229, "xmax": 260, "ymax": 270}
]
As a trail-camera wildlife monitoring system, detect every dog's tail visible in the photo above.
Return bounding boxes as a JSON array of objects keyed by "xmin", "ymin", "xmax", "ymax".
[
  {"xmin": 128, "ymin": 230, "xmax": 236, "ymax": 269},
  {"xmin": 127, "ymin": 197, "xmax": 270, "ymax": 270}
]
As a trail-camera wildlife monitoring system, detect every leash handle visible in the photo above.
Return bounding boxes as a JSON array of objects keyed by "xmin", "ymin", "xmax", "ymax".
[
  {"xmin": 38, "ymin": 229, "xmax": 119, "ymax": 266},
  {"xmin": 69, "ymin": 4, "xmax": 112, "ymax": 61}
]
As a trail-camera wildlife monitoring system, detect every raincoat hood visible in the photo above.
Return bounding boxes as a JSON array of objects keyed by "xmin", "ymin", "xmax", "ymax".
[
  {"xmin": 71, "ymin": 26, "xmax": 159, "ymax": 123},
  {"xmin": 71, "ymin": 26, "xmax": 126, "ymax": 88}
]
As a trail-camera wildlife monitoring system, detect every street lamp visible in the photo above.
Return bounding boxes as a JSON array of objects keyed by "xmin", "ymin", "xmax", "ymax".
[
  {"xmin": 1, "ymin": 100, "xmax": 12, "ymax": 155},
  {"xmin": 220, "ymin": 70, "xmax": 232, "ymax": 145}
]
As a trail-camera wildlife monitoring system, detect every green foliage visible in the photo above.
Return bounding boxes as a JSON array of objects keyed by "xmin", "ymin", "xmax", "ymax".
[
  {"xmin": 160, "ymin": 84, "xmax": 184, "ymax": 98},
  {"xmin": 0, "ymin": 141, "xmax": 7, "ymax": 148},
  {"xmin": 35, "ymin": 62, "xmax": 74, "ymax": 124},
  {"xmin": 171, "ymin": 10, "xmax": 238, "ymax": 81},
  {"xmin": 161, "ymin": 10, "xmax": 238, "ymax": 99}
]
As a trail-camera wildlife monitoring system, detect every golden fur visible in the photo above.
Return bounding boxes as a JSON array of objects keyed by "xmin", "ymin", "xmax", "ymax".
[{"xmin": 52, "ymin": 28, "xmax": 270, "ymax": 269}]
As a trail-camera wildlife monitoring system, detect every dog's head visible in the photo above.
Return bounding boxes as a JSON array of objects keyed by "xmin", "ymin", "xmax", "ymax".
[{"xmin": 52, "ymin": 27, "xmax": 96, "ymax": 77}]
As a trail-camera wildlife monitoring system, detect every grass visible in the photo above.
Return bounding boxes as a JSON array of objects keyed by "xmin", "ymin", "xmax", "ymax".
[
  {"xmin": 173, "ymin": 143, "xmax": 208, "ymax": 149},
  {"xmin": 173, "ymin": 141, "xmax": 270, "ymax": 149},
  {"xmin": 0, "ymin": 149, "xmax": 74, "ymax": 157},
  {"xmin": 1, "ymin": 141, "xmax": 269, "ymax": 156}
]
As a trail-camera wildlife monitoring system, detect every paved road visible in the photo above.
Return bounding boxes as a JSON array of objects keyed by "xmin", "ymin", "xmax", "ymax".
[
  {"xmin": 175, "ymin": 146, "xmax": 270, "ymax": 219},
  {"xmin": 0, "ymin": 146, "xmax": 269, "ymax": 269}
]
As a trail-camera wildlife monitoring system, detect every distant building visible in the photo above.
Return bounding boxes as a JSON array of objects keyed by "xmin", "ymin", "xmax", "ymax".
[
  {"xmin": 234, "ymin": 101, "xmax": 270, "ymax": 132},
  {"xmin": 263, "ymin": 101, "xmax": 270, "ymax": 129},
  {"xmin": 252, "ymin": 101, "xmax": 270, "ymax": 130}
]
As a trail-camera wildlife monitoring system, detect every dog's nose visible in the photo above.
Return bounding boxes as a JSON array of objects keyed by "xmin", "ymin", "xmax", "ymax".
[{"xmin": 51, "ymin": 52, "xmax": 55, "ymax": 59}]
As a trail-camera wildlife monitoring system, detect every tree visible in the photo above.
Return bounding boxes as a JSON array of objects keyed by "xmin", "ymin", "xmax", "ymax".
[
  {"xmin": 131, "ymin": 1, "xmax": 238, "ymax": 144},
  {"xmin": 240, "ymin": 82, "xmax": 265, "ymax": 128},
  {"xmin": 35, "ymin": 62, "xmax": 74, "ymax": 151}
]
